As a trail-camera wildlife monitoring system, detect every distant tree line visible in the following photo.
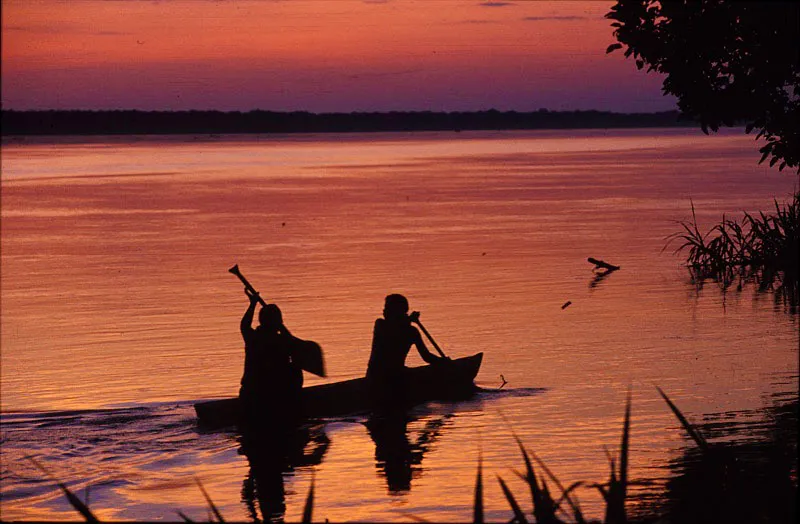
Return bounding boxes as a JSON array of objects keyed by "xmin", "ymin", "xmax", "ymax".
[{"xmin": 1, "ymin": 109, "xmax": 694, "ymax": 136}]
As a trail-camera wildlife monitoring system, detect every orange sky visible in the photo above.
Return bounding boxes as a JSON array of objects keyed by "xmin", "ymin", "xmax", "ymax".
[{"xmin": 1, "ymin": 0, "xmax": 675, "ymax": 112}]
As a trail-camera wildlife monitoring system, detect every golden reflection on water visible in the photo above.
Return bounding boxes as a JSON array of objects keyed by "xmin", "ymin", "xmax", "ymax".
[{"xmin": 1, "ymin": 129, "xmax": 797, "ymax": 521}]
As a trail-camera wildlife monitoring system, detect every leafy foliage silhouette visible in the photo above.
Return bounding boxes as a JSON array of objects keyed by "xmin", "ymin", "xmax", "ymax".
[{"xmin": 607, "ymin": 0, "xmax": 800, "ymax": 172}]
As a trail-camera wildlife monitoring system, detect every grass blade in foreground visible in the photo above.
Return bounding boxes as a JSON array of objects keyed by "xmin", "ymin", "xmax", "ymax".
[
  {"xmin": 553, "ymin": 481, "xmax": 584, "ymax": 517},
  {"xmin": 511, "ymin": 433, "xmax": 562, "ymax": 524},
  {"xmin": 474, "ymin": 451, "xmax": 484, "ymax": 524},
  {"xmin": 656, "ymin": 386, "xmax": 709, "ymax": 452},
  {"xmin": 194, "ymin": 477, "xmax": 225, "ymax": 523},
  {"xmin": 26, "ymin": 456, "xmax": 99, "ymax": 523},
  {"xmin": 497, "ymin": 475, "xmax": 529, "ymax": 523},
  {"xmin": 500, "ymin": 412, "xmax": 583, "ymax": 523},
  {"xmin": 602, "ymin": 389, "xmax": 631, "ymax": 524},
  {"xmin": 302, "ymin": 472, "xmax": 315, "ymax": 523},
  {"xmin": 530, "ymin": 451, "xmax": 585, "ymax": 523}
]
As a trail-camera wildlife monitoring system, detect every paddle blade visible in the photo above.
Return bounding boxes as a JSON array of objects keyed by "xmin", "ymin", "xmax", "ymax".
[{"xmin": 291, "ymin": 339, "xmax": 326, "ymax": 377}]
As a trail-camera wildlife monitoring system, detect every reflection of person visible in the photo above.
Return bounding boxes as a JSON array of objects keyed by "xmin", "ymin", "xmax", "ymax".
[
  {"xmin": 366, "ymin": 413, "xmax": 413, "ymax": 492},
  {"xmin": 240, "ymin": 424, "xmax": 330, "ymax": 522},
  {"xmin": 242, "ymin": 451, "xmax": 286, "ymax": 522},
  {"xmin": 366, "ymin": 294, "xmax": 447, "ymax": 408},
  {"xmin": 239, "ymin": 288, "xmax": 303, "ymax": 432},
  {"xmin": 366, "ymin": 412, "xmax": 450, "ymax": 494}
]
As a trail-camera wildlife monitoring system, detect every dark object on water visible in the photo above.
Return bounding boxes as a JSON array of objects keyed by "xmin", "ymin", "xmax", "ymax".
[
  {"xmin": 561, "ymin": 301, "xmax": 572, "ymax": 309},
  {"xmin": 588, "ymin": 257, "xmax": 621, "ymax": 290},
  {"xmin": 588, "ymin": 257, "xmax": 621, "ymax": 272},
  {"xmin": 230, "ymin": 263, "xmax": 325, "ymax": 377},
  {"xmin": 195, "ymin": 353, "xmax": 483, "ymax": 428}
]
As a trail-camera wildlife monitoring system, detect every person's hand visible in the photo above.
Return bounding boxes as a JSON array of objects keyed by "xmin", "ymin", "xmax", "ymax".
[
  {"xmin": 245, "ymin": 287, "xmax": 260, "ymax": 303},
  {"xmin": 408, "ymin": 311, "xmax": 420, "ymax": 323}
]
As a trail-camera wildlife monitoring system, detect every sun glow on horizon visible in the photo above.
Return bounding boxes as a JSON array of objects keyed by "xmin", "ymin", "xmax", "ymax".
[{"xmin": 1, "ymin": 0, "xmax": 675, "ymax": 112}]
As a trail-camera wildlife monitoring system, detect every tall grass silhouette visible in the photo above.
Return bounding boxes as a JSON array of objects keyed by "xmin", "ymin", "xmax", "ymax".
[
  {"xmin": 35, "ymin": 386, "xmax": 793, "ymax": 523},
  {"xmin": 667, "ymin": 193, "xmax": 799, "ymax": 310}
]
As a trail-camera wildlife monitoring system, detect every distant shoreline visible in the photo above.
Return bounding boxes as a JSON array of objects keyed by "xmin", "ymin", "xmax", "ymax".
[{"xmin": 1, "ymin": 109, "xmax": 695, "ymax": 136}]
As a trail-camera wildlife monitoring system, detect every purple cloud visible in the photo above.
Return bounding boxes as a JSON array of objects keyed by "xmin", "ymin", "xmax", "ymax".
[{"xmin": 522, "ymin": 15, "xmax": 589, "ymax": 22}]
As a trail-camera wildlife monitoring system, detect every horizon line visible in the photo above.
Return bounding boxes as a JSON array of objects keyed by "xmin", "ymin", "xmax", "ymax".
[{"xmin": 1, "ymin": 108, "xmax": 681, "ymax": 116}]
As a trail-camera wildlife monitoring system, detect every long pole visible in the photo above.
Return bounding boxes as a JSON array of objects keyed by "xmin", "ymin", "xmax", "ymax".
[
  {"xmin": 413, "ymin": 319, "xmax": 449, "ymax": 359},
  {"xmin": 229, "ymin": 264, "xmax": 267, "ymax": 307}
]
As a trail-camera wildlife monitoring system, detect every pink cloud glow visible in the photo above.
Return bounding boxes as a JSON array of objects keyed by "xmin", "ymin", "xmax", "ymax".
[{"xmin": 1, "ymin": 0, "xmax": 675, "ymax": 112}]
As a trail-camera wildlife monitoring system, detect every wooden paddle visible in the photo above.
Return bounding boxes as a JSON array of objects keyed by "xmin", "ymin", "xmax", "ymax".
[
  {"xmin": 229, "ymin": 264, "xmax": 326, "ymax": 377},
  {"xmin": 230, "ymin": 264, "xmax": 268, "ymax": 307},
  {"xmin": 411, "ymin": 316, "xmax": 449, "ymax": 360}
]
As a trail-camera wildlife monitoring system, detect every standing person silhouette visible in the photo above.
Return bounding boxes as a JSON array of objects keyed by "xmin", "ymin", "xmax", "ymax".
[
  {"xmin": 239, "ymin": 288, "xmax": 303, "ymax": 435},
  {"xmin": 366, "ymin": 294, "xmax": 447, "ymax": 410}
]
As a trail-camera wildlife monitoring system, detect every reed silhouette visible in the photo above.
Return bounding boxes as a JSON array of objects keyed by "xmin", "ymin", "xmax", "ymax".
[
  {"xmin": 35, "ymin": 387, "xmax": 796, "ymax": 522},
  {"xmin": 631, "ymin": 391, "xmax": 798, "ymax": 524},
  {"xmin": 666, "ymin": 195, "xmax": 799, "ymax": 314}
]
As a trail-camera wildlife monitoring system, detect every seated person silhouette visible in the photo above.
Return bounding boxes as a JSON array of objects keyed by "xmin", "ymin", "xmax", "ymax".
[
  {"xmin": 366, "ymin": 294, "xmax": 447, "ymax": 410},
  {"xmin": 238, "ymin": 287, "xmax": 303, "ymax": 435}
]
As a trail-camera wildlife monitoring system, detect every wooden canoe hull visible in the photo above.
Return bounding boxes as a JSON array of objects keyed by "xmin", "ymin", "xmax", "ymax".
[{"xmin": 195, "ymin": 353, "xmax": 483, "ymax": 428}]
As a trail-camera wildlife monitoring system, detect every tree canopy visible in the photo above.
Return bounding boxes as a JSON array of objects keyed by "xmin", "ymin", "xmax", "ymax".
[{"xmin": 606, "ymin": 0, "xmax": 800, "ymax": 171}]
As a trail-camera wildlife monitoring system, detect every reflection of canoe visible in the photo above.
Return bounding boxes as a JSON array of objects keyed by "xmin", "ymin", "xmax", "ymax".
[{"xmin": 195, "ymin": 353, "xmax": 483, "ymax": 428}]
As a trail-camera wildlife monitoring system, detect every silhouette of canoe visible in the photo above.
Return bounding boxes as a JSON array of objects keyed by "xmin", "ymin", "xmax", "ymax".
[{"xmin": 195, "ymin": 352, "xmax": 483, "ymax": 428}]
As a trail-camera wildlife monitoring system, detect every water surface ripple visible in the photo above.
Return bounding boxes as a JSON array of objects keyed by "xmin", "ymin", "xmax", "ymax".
[{"xmin": 1, "ymin": 129, "xmax": 797, "ymax": 521}]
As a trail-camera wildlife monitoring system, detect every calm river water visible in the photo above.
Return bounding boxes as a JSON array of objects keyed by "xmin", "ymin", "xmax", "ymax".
[{"xmin": 1, "ymin": 129, "xmax": 797, "ymax": 522}]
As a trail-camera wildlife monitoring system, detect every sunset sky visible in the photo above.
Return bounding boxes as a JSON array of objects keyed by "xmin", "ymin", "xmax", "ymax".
[{"xmin": 1, "ymin": 0, "xmax": 676, "ymax": 113}]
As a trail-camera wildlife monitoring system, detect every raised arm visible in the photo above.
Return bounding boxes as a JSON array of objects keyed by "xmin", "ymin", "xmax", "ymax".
[{"xmin": 241, "ymin": 288, "xmax": 259, "ymax": 336}]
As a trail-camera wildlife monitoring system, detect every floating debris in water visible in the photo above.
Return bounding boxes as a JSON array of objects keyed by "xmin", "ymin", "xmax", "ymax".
[{"xmin": 588, "ymin": 257, "xmax": 620, "ymax": 272}]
